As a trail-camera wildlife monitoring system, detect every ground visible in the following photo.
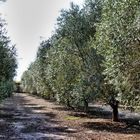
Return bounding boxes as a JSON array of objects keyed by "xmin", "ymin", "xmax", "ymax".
[{"xmin": 0, "ymin": 93, "xmax": 139, "ymax": 140}]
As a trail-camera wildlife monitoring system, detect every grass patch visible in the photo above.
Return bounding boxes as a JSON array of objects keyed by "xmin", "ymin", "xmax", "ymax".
[{"xmin": 64, "ymin": 115, "xmax": 81, "ymax": 120}]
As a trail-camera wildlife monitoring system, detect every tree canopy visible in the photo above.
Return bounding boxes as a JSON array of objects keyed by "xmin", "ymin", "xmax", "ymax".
[
  {"xmin": 21, "ymin": 0, "xmax": 140, "ymax": 120},
  {"xmin": 0, "ymin": 19, "xmax": 17, "ymax": 99}
]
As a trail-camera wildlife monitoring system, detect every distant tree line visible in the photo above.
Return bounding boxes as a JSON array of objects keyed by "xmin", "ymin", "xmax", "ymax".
[
  {"xmin": 21, "ymin": 0, "xmax": 140, "ymax": 121},
  {"xmin": 0, "ymin": 19, "xmax": 17, "ymax": 100}
]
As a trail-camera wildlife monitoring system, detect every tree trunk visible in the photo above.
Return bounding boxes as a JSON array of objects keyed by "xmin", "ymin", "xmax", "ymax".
[
  {"xmin": 109, "ymin": 97, "xmax": 119, "ymax": 122},
  {"xmin": 84, "ymin": 99, "xmax": 88, "ymax": 113},
  {"xmin": 66, "ymin": 98, "xmax": 71, "ymax": 108},
  {"xmin": 112, "ymin": 105, "xmax": 119, "ymax": 121}
]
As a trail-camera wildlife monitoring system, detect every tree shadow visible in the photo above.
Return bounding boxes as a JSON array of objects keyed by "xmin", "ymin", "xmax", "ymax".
[
  {"xmin": 0, "ymin": 107, "xmax": 15, "ymax": 112},
  {"xmin": 0, "ymin": 122, "xmax": 15, "ymax": 135},
  {"xmin": 21, "ymin": 124, "xmax": 77, "ymax": 134},
  {"xmin": 0, "ymin": 93, "xmax": 78, "ymax": 140},
  {"xmin": 53, "ymin": 106, "xmax": 88, "ymax": 114},
  {"xmin": 82, "ymin": 118, "xmax": 140, "ymax": 134},
  {"xmin": 54, "ymin": 105, "xmax": 119, "ymax": 119},
  {"xmin": 23, "ymin": 106, "xmax": 45, "ymax": 110},
  {"xmin": 88, "ymin": 106, "xmax": 112, "ymax": 119},
  {"xmin": 57, "ymin": 105, "xmax": 113, "ymax": 119},
  {"xmin": 68, "ymin": 112, "xmax": 91, "ymax": 118},
  {"xmin": 22, "ymin": 103, "xmax": 38, "ymax": 106},
  {"xmin": 0, "ymin": 113, "xmax": 13, "ymax": 118}
]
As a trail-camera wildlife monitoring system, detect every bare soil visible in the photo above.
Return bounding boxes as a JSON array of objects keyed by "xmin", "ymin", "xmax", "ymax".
[{"xmin": 0, "ymin": 93, "xmax": 139, "ymax": 140}]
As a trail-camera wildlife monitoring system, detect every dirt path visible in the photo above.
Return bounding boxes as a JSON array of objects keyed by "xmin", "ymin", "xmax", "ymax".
[{"xmin": 0, "ymin": 93, "xmax": 139, "ymax": 140}]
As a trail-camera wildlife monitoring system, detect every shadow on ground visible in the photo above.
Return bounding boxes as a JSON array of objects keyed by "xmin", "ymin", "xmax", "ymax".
[
  {"xmin": 1, "ymin": 93, "xmax": 140, "ymax": 140},
  {"xmin": 0, "ymin": 93, "xmax": 77, "ymax": 140},
  {"xmin": 82, "ymin": 119, "xmax": 140, "ymax": 134},
  {"xmin": 80, "ymin": 106, "xmax": 140, "ymax": 134},
  {"xmin": 53, "ymin": 103, "xmax": 140, "ymax": 134},
  {"xmin": 53, "ymin": 105, "xmax": 112, "ymax": 119}
]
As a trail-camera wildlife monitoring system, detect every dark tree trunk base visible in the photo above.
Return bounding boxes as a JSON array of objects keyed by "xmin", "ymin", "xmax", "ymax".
[
  {"xmin": 109, "ymin": 97, "xmax": 119, "ymax": 122},
  {"xmin": 112, "ymin": 106, "xmax": 119, "ymax": 122},
  {"xmin": 84, "ymin": 100, "xmax": 88, "ymax": 113}
]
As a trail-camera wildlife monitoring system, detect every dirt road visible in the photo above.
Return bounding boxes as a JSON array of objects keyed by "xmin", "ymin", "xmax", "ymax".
[{"xmin": 0, "ymin": 93, "xmax": 139, "ymax": 140}]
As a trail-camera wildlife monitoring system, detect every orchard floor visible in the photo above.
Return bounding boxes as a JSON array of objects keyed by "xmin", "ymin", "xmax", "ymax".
[{"xmin": 0, "ymin": 93, "xmax": 139, "ymax": 140}]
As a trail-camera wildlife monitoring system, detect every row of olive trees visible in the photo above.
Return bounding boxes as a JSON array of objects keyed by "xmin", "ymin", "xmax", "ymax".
[
  {"xmin": 21, "ymin": 0, "xmax": 103, "ymax": 110},
  {"xmin": 95, "ymin": 0, "xmax": 140, "ymax": 121},
  {"xmin": 21, "ymin": 0, "xmax": 140, "ymax": 121},
  {"xmin": 0, "ymin": 19, "xmax": 17, "ymax": 100}
]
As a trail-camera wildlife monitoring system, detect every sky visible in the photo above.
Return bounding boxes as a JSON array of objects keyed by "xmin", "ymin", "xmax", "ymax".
[{"xmin": 0, "ymin": 0, "xmax": 84, "ymax": 81}]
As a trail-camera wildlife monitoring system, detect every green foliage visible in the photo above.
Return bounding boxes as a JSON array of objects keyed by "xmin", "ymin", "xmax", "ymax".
[
  {"xmin": 0, "ymin": 19, "xmax": 17, "ymax": 100},
  {"xmin": 0, "ymin": 80, "xmax": 14, "ymax": 99},
  {"xmin": 95, "ymin": 0, "xmax": 140, "ymax": 106},
  {"xmin": 21, "ymin": 0, "xmax": 140, "ymax": 111},
  {"xmin": 21, "ymin": 1, "xmax": 103, "ymax": 111}
]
